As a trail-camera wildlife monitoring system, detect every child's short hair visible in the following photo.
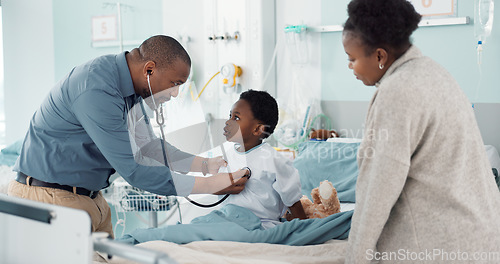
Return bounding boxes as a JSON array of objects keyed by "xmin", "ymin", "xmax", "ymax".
[{"xmin": 239, "ymin": 89, "xmax": 278, "ymax": 139}]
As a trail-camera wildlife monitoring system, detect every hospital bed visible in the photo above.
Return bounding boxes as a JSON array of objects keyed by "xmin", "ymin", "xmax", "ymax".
[
  {"xmin": 0, "ymin": 194, "xmax": 179, "ymax": 264},
  {"xmin": 96, "ymin": 139, "xmax": 500, "ymax": 264},
  {"xmin": 1, "ymin": 139, "xmax": 499, "ymax": 264},
  {"xmin": 0, "ymin": 193, "xmax": 184, "ymax": 264},
  {"xmin": 96, "ymin": 139, "xmax": 362, "ymax": 264}
]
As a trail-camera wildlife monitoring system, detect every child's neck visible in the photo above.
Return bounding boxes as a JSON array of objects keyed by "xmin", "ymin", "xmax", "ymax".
[{"xmin": 237, "ymin": 139, "xmax": 263, "ymax": 153}]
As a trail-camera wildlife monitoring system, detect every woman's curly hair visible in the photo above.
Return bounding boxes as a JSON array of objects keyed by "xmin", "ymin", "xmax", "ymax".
[{"xmin": 344, "ymin": 0, "xmax": 421, "ymax": 56}]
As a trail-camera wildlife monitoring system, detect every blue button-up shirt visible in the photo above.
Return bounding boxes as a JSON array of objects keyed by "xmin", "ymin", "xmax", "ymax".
[{"xmin": 14, "ymin": 52, "xmax": 195, "ymax": 195}]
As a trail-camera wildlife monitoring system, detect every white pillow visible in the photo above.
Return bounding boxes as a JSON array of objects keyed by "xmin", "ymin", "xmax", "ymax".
[
  {"xmin": 485, "ymin": 145, "xmax": 500, "ymax": 170},
  {"xmin": 326, "ymin": 137, "xmax": 363, "ymax": 143}
]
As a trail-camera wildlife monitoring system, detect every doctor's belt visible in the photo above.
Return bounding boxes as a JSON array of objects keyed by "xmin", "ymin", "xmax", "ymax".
[{"xmin": 16, "ymin": 172, "xmax": 99, "ymax": 199}]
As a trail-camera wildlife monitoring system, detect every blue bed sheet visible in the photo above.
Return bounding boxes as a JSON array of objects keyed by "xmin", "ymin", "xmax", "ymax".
[
  {"xmin": 118, "ymin": 204, "xmax": 353, "ymax": 246},
  {"xmin": 294, "ymin": 141, "xmax": 360, "ymax": 203},
  {"xmin": 0, "ymin": 140, "xmax": 22, "ymax": 166}
]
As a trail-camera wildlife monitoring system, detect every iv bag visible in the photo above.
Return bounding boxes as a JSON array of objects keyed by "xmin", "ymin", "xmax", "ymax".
[{"xmin": 475, "ymin": 0, "xmax": 494, "ymax": 42}]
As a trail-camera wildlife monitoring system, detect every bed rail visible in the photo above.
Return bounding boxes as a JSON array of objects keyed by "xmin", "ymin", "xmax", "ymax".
[{"xmin": 93, "ymin": 233, "xmax": 178, "ymax": 264}]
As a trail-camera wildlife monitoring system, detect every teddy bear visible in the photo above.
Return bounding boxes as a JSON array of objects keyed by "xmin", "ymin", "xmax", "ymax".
[
  {"xmin": 300, "ymin": 180, "xmax": 341, "ymax": 219},
  {"xmin": 309, "ymin": 128, "xmax": 339, "ymax": 141}
]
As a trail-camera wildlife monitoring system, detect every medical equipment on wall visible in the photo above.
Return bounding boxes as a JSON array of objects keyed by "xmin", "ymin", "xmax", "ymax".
[
  {"xmin": 472, "ymin": 0, "xmax": 494, "ymax": 108},
  {"xmin": 189, "ymin": 63, "xmax": 243, "ymax": 101},
  {"xmin": 221, "ymin": 63, "xmax": 242, "ymax": 92},
  {"xmin": 273, "ymin": 24, "xmax": 327, "ymax": 150},
  {"xmin": 284, "ymin": 24, "xmax": 309, "ymax": 64},
  {"xmin": 474, "ymin": 0, "xmax": 494, "ymax": 65},
  {"xmin": 208, "ymin": 31, "xmax": 240, "ymax": 42}
]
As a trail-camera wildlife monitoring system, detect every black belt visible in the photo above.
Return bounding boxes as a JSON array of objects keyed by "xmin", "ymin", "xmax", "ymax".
[{"xmin": 16, "ymin": 172, "xmax": 99, "ymax": 199}]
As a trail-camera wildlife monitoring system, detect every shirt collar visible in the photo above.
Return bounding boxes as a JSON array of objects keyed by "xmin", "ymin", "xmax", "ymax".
[
  {"xmin": 234, "ymin": 142, "xmax": 266, "ymax": 154},
  {"xmin": 116, "ymin": 51, "xmax": 136, "ymax": 98},
  {"xmin": 375, "ymin": 45, "xmax": 422, "ymax": 88}
]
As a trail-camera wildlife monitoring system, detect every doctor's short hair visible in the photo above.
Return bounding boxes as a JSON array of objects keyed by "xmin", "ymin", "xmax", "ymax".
[
  {"xmin": 344, "ymin": 0, "xmax": 421, "ymax": 56},
  {"xmin": 239, "ymin": 90, "xmax": 278, "ymax": 139},
  {"xmin": 139, "ymin": 35, "xmax": 191, "ymax": 69}
]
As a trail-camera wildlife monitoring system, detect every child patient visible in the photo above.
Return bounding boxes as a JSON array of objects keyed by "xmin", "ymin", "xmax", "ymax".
[{"xmin": 219, "ymin": 89, "xmax": 307, "ymax": 229}]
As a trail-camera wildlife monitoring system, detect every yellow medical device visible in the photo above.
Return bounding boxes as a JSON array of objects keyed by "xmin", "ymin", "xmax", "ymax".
[
  {"xmin": 189, "ymin": 63, "xmax": 242, "ymax": 101},
  {"xmin": 220, "ymin": 63, "xmax": 242, "ymax": 88}
]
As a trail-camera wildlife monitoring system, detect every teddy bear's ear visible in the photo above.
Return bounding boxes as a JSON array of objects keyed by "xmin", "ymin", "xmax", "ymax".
[{"xmin": 309, "ymin": 128, "xmax": 316, "ymax": 139}]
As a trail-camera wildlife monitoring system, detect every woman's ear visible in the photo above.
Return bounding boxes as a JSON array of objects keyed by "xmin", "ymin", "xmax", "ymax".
[{"xmin": 376, "ymin": 48, "xmax": 388, "ymax": 66}]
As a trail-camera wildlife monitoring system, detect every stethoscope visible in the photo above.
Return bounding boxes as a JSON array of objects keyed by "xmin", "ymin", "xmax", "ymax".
[{"xmin": 146, "ymin": 72, "xmax": 249, "ymax": 208}]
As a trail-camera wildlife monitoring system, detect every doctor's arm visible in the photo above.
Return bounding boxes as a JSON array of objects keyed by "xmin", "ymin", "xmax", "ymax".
[
  {"xmin": 141, "ymin": 139, "xmax": 226, "ymax": 175},
  {"xmin": 190, "ymin": 168, "xmax": 250, "ymax": 195},
  {"xmin": 189, "ymin": 156, "xmax": 227, "ymax": 175}
]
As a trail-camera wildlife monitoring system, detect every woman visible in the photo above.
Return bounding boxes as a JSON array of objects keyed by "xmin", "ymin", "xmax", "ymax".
[{"xmin": 342, "ymin": 0, "xmax": 500, "ymax": 263}]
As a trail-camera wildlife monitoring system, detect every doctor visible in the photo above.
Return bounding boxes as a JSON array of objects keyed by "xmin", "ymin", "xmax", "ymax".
[
  {"xmin": 8, "ymin": 35, "xmax": 249, "ymax": 238},
  {"xmin": 342, "ymin": 0, "xmax": 500, "ymax": 263}
]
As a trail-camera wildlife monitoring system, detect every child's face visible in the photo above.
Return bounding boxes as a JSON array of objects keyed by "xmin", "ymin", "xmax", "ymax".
[{"xmin": 223, "ymin": 99, "xmax": 260, "ymax": 144}]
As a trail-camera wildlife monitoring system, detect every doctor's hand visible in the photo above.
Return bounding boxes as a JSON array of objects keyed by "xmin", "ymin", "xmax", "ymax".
[
  {"xmin": 213, "ymin": 168, "xmax": 250, "ymax": 195},
  {"xmin": 207, "ymin": 156, "xmax": 227, "ymax": 175},
  {"xmin": 191, "ymin": 167, "xmax": 250, "ymax": 195}
]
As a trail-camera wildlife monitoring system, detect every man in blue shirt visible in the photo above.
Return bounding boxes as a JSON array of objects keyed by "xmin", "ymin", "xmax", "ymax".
[{"xmin": 8, "ymin": 35, "xmax": 249, "ymax": 237}]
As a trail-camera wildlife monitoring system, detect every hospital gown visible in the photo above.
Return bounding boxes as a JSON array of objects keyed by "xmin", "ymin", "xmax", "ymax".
[{"xmin": 219, "ymin": 142, "xmax": 302, "ymax": 229}]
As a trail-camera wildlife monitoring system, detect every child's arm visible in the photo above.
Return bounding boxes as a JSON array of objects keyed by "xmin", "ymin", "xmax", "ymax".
[{"xmin": 287, "ymin": 200, "xmax": 307, "ymax": 220}]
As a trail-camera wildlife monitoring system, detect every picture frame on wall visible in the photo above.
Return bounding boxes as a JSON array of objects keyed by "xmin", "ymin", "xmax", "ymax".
[
  {"xmin": 91, "ymin": 15, "xmax": 118, "ymax": 42},
  {"xmin": 408, "ymin": 0, "xmax": 457, "ymax": 18}
]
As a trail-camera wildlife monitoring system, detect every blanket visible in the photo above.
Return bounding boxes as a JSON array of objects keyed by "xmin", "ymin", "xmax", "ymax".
[
  {"xmin": 294, "ymin": 141, "xmax": 360, "ymax": 203},
  {"xmin": 99, "ymin": 240, "xmax": 348, "ymax": 264},
  {"xmin": 118, "ymin": 204, "xmax": 353, "ymax": 245}
]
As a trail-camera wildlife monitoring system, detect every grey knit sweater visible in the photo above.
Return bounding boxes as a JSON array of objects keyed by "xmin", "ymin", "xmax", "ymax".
[{"xmin": 346, "ymin": 46, "xmax": 500, "ymax": 263}]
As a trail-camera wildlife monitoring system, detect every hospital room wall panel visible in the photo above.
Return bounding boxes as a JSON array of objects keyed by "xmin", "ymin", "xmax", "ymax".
[
  {"xmin": 471, "ymin": 103, "xmax": 500, "ymax": 152},
  {"xmin": 162, "ymin": 0, "xmax": 276, "ymax": 121},
  {"xmin": 52, "ymin": 0, "xmax": 164, "ymax": 80},
  {"xmin": 2, "ymin": 0, "xmax": 56, "ymax": 145},
  {"xmin": 320, "ymin": 0, "xmax": 500, "ymax": 103},
  {"xmin": 275, "ymin": 0, "xmax": 322, "ymax": 105},
  {"xmin": 2, "ymin": 0, "xmax": 164, "ymax": 146},
  {"xmin": 318, "ymin": 0, "xmax": 500, "ymax": 154},
  {"xmin": 321, "ymin": 100, "xmax": 500, "ymax": 154}
]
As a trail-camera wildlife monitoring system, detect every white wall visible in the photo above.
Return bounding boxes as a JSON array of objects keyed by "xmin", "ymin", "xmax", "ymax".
[
  {"xmin": 161, "ymin": 0, "xmax": 277, "ymax": 153},
  {"xmin": 272, "ymin": 0, "xmax": 323, "ymax": 147},
  {"xmin": 1, "ymin": 0, "xmax": 316, "ymax": 147},
  {"xmin": 2, "ymin": 0, "xmax": 55, "ymax": 145},
  {"xmin": 163, "ymin": 0, "xmax": 275, "ymax": 120},
  {"xmin": 275, "ymin": 0, "xmax": 322, "ymax": 103}
]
